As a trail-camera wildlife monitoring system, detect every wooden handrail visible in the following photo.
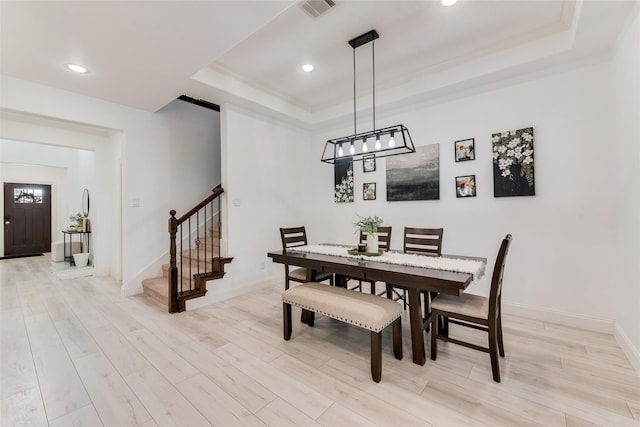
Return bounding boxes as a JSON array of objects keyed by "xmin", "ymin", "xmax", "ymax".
[
  {"xmin": 176, "ymin": 185, "xmax": 223, "ymax": 224},
  {"xmin": 168, "ymin": 185, "xmax": 225, "ymax": 313}
]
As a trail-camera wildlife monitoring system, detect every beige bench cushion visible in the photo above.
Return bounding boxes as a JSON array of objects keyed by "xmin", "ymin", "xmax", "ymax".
[
  {"xmin": 282, "ymin": 282, "xmax": 402, "ymax": 333},
  {"xmin": 431, "ymin": 293, "xmax": 489, "ymax": 320}
]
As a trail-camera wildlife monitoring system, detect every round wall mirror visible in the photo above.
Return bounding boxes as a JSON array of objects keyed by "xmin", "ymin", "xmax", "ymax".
[{"xmin": 82, "ymin": 188, "xmax": 90, "ymax": 217}]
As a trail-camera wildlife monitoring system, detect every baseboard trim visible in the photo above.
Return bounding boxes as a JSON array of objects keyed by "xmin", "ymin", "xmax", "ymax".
[
  {"xmin": 503, "ymin": 301, "xmax": 640, "ymax": 376},
  {"xmin": 502, "ymin": 301, "xmax": 614, "ymax": 334},
  {"xmin": 614, "ymin": 322, "xmax": 640, "ymax": 375}
]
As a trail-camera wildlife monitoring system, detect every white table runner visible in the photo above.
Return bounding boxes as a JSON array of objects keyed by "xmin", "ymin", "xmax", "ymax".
[{"xmin": 289, "ymin": 244, "xmax": 486, "ymax": 281}]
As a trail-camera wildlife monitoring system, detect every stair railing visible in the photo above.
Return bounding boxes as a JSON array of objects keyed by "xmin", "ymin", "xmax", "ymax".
[{"xmin": 168, "ymin": 185, "xmax": 229, "ymax": 313}]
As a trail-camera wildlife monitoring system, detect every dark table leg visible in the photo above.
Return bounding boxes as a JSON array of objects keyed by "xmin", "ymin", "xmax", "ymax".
[
  {"xmin": 408, "ymin": 287, "xmax": 426, "ymax": 365},
  {"xmin": 63, "ymin": 232, "xmax": 68, "ymax": 264}
]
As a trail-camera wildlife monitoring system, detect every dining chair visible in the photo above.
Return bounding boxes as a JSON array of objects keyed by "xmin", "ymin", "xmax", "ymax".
[
  {"xmin": 430, "ymin": 234, "xmax": 512, "ymax": 382},
  {"xmin": 386, "ymin": 227, "xmax": 443, "ymax": 312},
  {"xmin": 348, "ymin": 226, "xmax": 392, "ymax": 294},
  {"xmin": 279, "ymin": 226, "xmax": 333, "ymax": 289}
]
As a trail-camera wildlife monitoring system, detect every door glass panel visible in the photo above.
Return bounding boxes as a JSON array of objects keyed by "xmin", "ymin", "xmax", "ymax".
[{"xmin": 14, "ymin": 188, "xmax": 43, "ymax": 203}]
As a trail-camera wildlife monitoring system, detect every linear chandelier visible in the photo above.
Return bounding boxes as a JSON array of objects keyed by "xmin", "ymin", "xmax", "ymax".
[{"xmin": 321, "ymin": 30, "xmax": 415, "ymax": 164}]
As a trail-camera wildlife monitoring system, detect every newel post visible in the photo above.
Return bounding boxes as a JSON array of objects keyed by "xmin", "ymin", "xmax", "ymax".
[{"xmin": 168, "ymin": 210, "xmax": 179, "ymax": 313}]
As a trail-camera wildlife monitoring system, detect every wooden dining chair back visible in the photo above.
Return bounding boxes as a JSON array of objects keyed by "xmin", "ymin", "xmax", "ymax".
[
  {"xmin": 403, "ymin": 227, "xmax": 443, "ymax": 256},
  {"xmin": 385, "ymin": 227, "xmax": 444, "ymax": 310},
  {"xmin": 280, "ymin": 226, "xmax": 307, "ymax": 250},
  {"xmin": 351, "ymin": 227, "xmax": 392, "ymax": 294},
  {"xmin": 279, "ymin": 226, "xmax": 333, "ymax": 289},
  {"xmin": 430, "ymin": 234, "xmax": 512, "ymax": 382}
]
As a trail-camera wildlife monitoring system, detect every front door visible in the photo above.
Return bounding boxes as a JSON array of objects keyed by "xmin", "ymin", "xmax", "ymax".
[{"xmin": 3, "ymin": 183, "xmax": 52, "ymax": 256}]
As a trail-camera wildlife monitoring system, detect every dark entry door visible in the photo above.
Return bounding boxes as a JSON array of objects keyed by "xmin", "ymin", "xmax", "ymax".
[{"xmin": 4, "ymin": 183, "xmax": 52, "ymax": 256}]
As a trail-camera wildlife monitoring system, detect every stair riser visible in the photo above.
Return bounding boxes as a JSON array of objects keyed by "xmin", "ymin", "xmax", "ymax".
[
  {"xmin": 162, "ymin": 263, "xmax": 213, "ymax": 281},
  {"xmin": 180, "ymin": 247, "xmax": 220, "ymax": 259},
  {"xmin": 142, "ymin": 284, "xmax": 168, "ymax": 305}
]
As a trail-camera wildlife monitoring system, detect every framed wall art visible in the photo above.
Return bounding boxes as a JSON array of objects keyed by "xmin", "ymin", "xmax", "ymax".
[
  {"xmin": 363, "ymin": 182, "xmax": 376, "ymax": 200},
  {"xmin": 386, "ymin": 143, "xmax": 440, "ymax": 201},
  {"xmin": 456, "ymin": 175, "xmax": 476, "ymax": 198},
  {"xmin": 334, "ymin": 158, "xmax": 354, "ymax": 203},
  {"xmin": 454, "ymin": 138, "xmax": 475, "ymax": 162},
  {"xmin": 492, "ymin": 127, "xmax": 535, "ymax": 197},
  {"xmin": 363, "ymin": 155, "xmax": 376, "ymax": 172}
]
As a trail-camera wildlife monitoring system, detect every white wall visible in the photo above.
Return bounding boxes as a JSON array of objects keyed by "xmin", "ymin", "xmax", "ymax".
[
  {"xmin": 0, "ymin": 12, "xmax": 637, "ymax": 362},
  {"xmin": 611, "ymin": 10, "xmax": 640, "ymax": 355},
  {"xmin": 0, "ymin": 77, "xmax": 219, "ymax": 291},
  {"xmin": 186, "ymin": 43, "xmax": 640, "ymax": 364},
  {"xmin": 304, "ymin": 60, "xmax": 631, "ymax": 333},
  {"xmin": 187, "ymin": 104, "xmax": 312, "ymax": 308}
]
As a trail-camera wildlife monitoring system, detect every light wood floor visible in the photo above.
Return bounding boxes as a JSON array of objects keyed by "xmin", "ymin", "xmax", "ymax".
[{"xmin": 2, "ymin": 255, "xmax": 639, "ymax": 427}]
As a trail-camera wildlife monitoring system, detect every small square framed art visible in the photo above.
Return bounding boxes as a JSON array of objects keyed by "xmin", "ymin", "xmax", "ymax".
[
  {"xmin": 456, "ymin": 175, "xmax": 476, "ymax": 198},
  {"xmin": 363, "ymin": 182, "xmax": 376, "ymax": 200},
  {"xmin": 454, "ymin": 138, "xmax": 475, "ymax": 162}
]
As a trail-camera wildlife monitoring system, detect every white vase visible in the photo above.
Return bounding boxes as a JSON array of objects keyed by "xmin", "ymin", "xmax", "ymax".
[
  {"xmin": 366, "ymin": 232, "xmax": 379, "ymax": 254},
  {"xmin": 73, "ymin": 252, "xmax": 90, "ymax": 268}
]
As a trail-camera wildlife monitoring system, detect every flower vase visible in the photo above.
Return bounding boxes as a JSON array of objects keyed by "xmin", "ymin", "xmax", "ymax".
[{"xmin": 366, "ymin": 232, "xmax": 379, "ymax": 254}]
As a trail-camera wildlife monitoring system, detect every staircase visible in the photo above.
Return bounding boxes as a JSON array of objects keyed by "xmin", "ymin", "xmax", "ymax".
[{"xmin": 142, "ymin": 186, "xmax": 232, "ymax": 313}]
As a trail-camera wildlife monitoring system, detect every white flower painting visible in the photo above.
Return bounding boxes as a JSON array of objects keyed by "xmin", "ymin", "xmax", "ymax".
[
  {"xmin": 334, "ymin": 159, "xmax": 354, "ymax": 203},
  {"xmin": 492, "ymin": 127, "xmax": 535, "ymax": 197}
]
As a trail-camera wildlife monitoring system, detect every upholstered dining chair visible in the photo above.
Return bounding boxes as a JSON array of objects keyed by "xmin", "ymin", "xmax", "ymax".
[
  {"xmin": 279, "ymin": 226, "xmax": 333, "ymax": 289},
  {"xmin": 430, "ymin": 234, "xmax": 512, "ymax": 382},
  {"xmin": 386, "ymin": 227, "xmax": 443, "ymax": 311},
  {"xmin": 348, "ymin": 226, "xmax": 392, "ymax": 294}
]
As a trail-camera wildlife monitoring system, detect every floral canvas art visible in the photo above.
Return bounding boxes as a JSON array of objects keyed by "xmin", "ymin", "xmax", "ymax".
[
  {"xmin": 492, "ymin": 127, "xmax": 535, "ymax": 197},
  {"xmin": 334, "ymin": 158, "xmax": 354, "ymax": 203}
]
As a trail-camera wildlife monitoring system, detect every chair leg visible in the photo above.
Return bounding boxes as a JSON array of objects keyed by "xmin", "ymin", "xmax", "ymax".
[
  {"xmin": 443, "ymin": 316, "xmax": 449, "ymax": 338},
  {"xmin": 371, "ymin": 331, "xmax": 382, "ymax": 383},
  {"xmin": 370, "ymin": 281, "xmax": 376, "ymax": 295},
  {"xmin": 283, "ymin": 303, "xmax": 292, "ymax": 340},
  {"xmin": 392, "ymin": 318, "xmax": 403, "ymax": 360},
  {"xmin": 488, "ymin": 320, "xmax": 501, "ymax": 382},
  {"xmin": 430, "ymin": 311, "xmax": 438, "ymax": 361},
  {"xmin": 497, "ymin": 310, "xmax": 505, "ymax": 357}
]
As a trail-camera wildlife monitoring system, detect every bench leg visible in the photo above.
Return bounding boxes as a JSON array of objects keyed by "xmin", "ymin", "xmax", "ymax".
[
  {"xmin": 371, "ymin": 331, "xmax": 382, "ymax": 383},
  {"xmin": 283, "ymin": 303, "xmax": 292, "ymax": 340},
  {"xmin": 392, "ymin": 318, "xmax": 403, "ymax": 360},
  {"xmin": 301, "ymin": 309, "xmax": 315, "ymax": 327}
]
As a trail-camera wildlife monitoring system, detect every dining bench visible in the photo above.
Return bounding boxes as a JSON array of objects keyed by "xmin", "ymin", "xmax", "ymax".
[{"xmin": 282, "ymin": 282, "xmax": 403, "ymax": 382}]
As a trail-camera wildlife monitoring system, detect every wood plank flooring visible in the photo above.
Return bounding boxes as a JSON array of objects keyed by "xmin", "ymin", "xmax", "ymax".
[{"xmin": 1, "ymin": 254, "xmax": 639, "ymax": 426}]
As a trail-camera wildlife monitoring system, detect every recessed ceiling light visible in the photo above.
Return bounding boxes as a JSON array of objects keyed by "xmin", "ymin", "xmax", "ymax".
[
  {"xmin": 302, "ymin": 64, "xmax": 315, "ymax": 73},
  {"xmin": 441, "ymin": 0, "xmax": 459, "ymax": 5},
  {"xmin": 66, "ymin": 63, "xmax": 88, "ymax": 73}
]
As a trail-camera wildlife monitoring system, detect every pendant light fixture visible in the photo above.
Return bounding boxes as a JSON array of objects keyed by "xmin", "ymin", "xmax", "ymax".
[{"xmin": 321, "ymin": 30, "xmax": 415, "ymax": 164}]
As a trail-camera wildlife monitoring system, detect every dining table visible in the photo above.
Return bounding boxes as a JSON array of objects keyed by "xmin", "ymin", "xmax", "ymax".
[{"xmin": 268, "ymin": 244, "xmax": 486, "ymax": 366}]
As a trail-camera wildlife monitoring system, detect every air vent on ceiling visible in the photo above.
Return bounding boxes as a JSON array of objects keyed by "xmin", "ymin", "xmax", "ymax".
[{"xmin": 301, "ymin": 0, "xmax": 335, "ymax": 18}]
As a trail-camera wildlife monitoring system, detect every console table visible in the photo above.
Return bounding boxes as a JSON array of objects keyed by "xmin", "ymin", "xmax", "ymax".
[{"xmin": 62, "ymin": 230, "xmax": 91, "ymax": 265}]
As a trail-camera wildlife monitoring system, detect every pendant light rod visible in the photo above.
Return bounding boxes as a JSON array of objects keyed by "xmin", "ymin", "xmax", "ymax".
[
  {"xmin": 372, "ymin": 39, "xmax": 375, "ymax": 131},
  {"xmin": 353, "ymin": 46, "xmax": 356, "ymax": 137}
]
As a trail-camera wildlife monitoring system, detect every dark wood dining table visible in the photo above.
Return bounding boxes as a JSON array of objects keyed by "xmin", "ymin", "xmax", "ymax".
[{"xmin": 267, "ymin": 247, "xmax": 483, "ymax": 366}]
